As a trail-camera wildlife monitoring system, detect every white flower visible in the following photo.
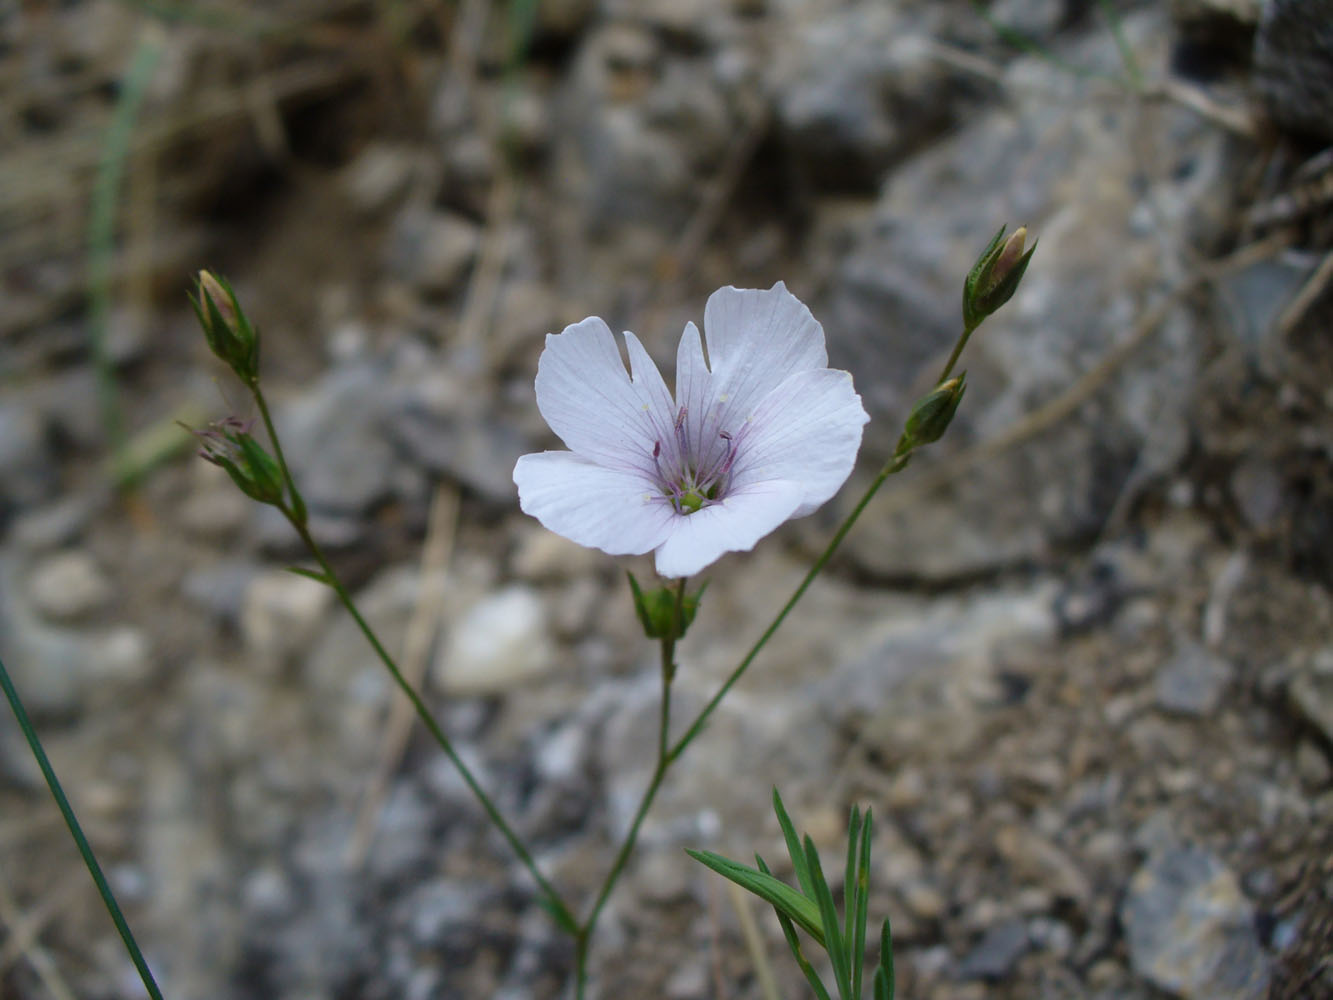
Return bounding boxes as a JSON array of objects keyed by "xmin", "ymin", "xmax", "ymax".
[{"xmin": 513, "ymin": 283, "xmax": 870, "ymax": 578}]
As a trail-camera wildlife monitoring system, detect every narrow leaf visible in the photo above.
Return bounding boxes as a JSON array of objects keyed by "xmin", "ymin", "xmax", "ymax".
[
  {"xmin": 686, "ymin": 849, "xmax": 825, "ymax": 946},
  {"xmin": 843, "ymin": 805, "xmax": 862, "ymax": 951},
  {"xmin": 873, "ymin": 966, "xmax": 890, "ymax": 1000},
  {"xmin": 537, "ymin": 893, "xmax": 579, "ymax": 935},
  {"xmin": 773, "ymin": 787, "xmax": 816, "ymax": 899},
  {"xmin": 804, "ymin": 836, "xmax": 851, "ymax": 1000},
  {"xmin": 285, "ymin": 566, "xmax": 332, "ymax": 586},
  {"xmin": 877, "ymin": 917, "xmax": 896, "ymax": 1000},
  {"xmin": 758, "ymin": 854, "xmax": 834, "ymax": 1000},
  {"xmin": 851, "ymin": 809, "xmax": 873, "ymax": 1000}
]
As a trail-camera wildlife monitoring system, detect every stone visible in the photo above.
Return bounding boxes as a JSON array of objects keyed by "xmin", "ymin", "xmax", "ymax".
[
  {"xmin": 822, "ymin": 10, "xmax": 1222, "ymax": 580},
  {"xmin": 10, "ymin": 493, "xmax": 97, "ymax": 551},
  {"xmin": 183, "ymin": 560, "xmax": 261, "ymax": 625},
  {"xmin": 385, "ymin": 209, "xmax": 480, "ymax": 296},
  {"xmin": 0, "ymin": 397, "xmax": 54, "ymax": 510},
  {"xmin": 1288, "ymin": 649, "xmax": 1333, "ymax": 747},
  {"xmin": 960, "ymin": 919, "xmax": 1030, "ymax": 981},
  {"xmin": 241, "ymin": 569, "xmax": 334, "ymax": 666},
  {"xmin": 0, "ymin": 555, "xmax": 85, "ymax": 717},
  {"xmin": 774, "ymin": 5, "xmax": 968, "ymax": 191},
  {"xmin": 27, "ymin": 550, "xmax": 112, "ymax": 621},
  {"xmin": 341, "ymin": 143, "xmax": 417, "ymax": 214},
  {"xmin": 435, "ymin": 586, "xmax": 555, "ymax": 696},
  {"xmin": 1122, "ymin": 845, "xmax": 1271, "ymax": 999},
  {"xmin": 1253, "ymin": 0, "xmax": 1333, "ymax": 142},
  {"xmin": 1156, "ymin": 638, "xmax": 1234, "ymax": 717}
]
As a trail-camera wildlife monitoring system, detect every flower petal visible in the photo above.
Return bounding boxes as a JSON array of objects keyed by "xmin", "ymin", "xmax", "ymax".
[
  {"xmin": 673, "ymin": 320, "xmax": 720, "ymax": 473},
  {"xmin": 534, "ymin": 317, "xmax": 672, "ymax": 474},
  {"xmin": 702, "ymin": 283, "xmax": 828, "ymax": 437},
  {"xmin": 515, "ymin": 451, "xmax": 675, "ymax": 556},
  {"xmin": 652, "ymin": 479, "xmax": 805, "ymax": 578},
  {"xmin": 730, "ymin": 368, "xmax": 869, "ymax": 517}
]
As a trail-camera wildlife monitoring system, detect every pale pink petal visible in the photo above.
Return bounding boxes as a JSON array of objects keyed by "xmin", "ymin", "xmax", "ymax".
[
  {"xmin": 673, "ymin": 320, "xmax": 723, "ymax": 474},
  {"xmin": 534, "ymin": 317, "xmax": 671, "ymax": 474},
  {"xmin": 652, "ymin": 480, "xmax": 805, "ymax": 578},
  {"xmin": 702, "ymin": 283, "xmax": 828, "ymax": 438},
  {"xmin": 730, "ymin": 368, "xmax": 869, "ymax": 517},
  {"xmin": 514, "ymin": 451, "xmax": 675, "ymax": 556}
]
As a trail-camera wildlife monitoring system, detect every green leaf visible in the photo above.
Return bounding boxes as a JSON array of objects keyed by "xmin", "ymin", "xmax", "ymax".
[
  {"xmin": 876, "ymin": 917, "xmax": 896, "ymax": 1000},
  {"xmin": 685, "ymin": 848, "xmax": 825, "ymax": 947},
  {"xmin": 536, "ymin": 892, "xmax": 579, "ymax": 936},
  {"xmin": 285, "ymin": 566, "xmax": 332, "ymax": 586},
  {"xmin": 758, "ymin": 855, "xmax": 834, "ymax": 1000},
  {"xmin": 851, "ymin": 809, "xmax": 873, "ymax": 1000},
  {"xmin": 804, "ymin": 836, "xmax": 851, "ymax": 1000},
  {"xmin": 843, "ymin": 806, "xmax": 862, "ymax": 950},
  {"xmin": 873, "ymin": 966, "xmax": 890, "ymax": 1000},
  {"xmin": 773, "ymin": 787, "xmax": 816, "ymax": 900}
]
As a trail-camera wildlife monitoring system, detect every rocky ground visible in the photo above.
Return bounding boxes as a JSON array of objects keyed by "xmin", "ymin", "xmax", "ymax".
[{"xmin": 2, "ymin": 1, "xmax": 1332, "ymax": 998}]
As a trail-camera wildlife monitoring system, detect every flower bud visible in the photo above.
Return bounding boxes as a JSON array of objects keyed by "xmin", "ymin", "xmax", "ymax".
[
  {"xmin": 628, "ymin": 573, "xmax": 705, "ymax": 641},
  {"xmin": 899, "ymin": 374, "xmax": 966, "ymax": 453},
  {"xmin": 189, "ymin": 417, "xmax": 285, "ymax": 506},
  {"xmin": 192, "ymin": 271, "xmax": 259, "ymax": 383},
  {"xmin": 963, "ymin": 225, "xmax": 1036, "ymax": 329}
]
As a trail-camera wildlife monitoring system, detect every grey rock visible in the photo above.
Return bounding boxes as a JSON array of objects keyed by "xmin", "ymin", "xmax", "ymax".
[
  {"xmin": 435, "ymin": 585, "xmax": 555, "ymax": 696},
  {"xmin": 821, "ymin": 11, "xmax": 1218, "ymax": 580},
  {"xmin": 27, "ymin": 550, "xmax": 112, "ymax": 621},
  {"xmin": 1289, "ymin": 648, "xmax": 1333, "ymax": 746},
  {"xmin": 389, "ymin": 403, "xmax": 528, "ymax": 504},
  {"xmin": 341, "ymin": 143, "xmax": 417, "ymax": 214},
  {"xmin": 10, "ymin": 493, "xmax": 98, "ymax": 551},
  {"xmin": 775, "ymin": 6, "xmax": 969, "ymax": 191},
  {"xmin": 960, "ymin": 919, "xmax": 1030, "ymax": 981},
  {"xmin": 1230, "ymin": 454, "xmax": 1286, "ymax": 531},
  {"xmin": 385, "ymin": 209, "xmax": 480, "ymax": 295},
  {"xmin": 0, "ymin": 397, "xmax": 54, "ymax": 510},
  {"xmin": 1254, "ymin": 0, "xmax": 1333, "ymax": 142},
  {"xmin": 240, "ymin": 569, "xmax": 334, "ymax": 667},
  {"xmin": 276, "ymin": 361, "xmax": 403, "ymax": 518},
  {"xmin": 1156, "ymin": 638, "xmax": 1234, "ymax": 716},
  {"xmin": 182, "ymin": 560, "xmax": 260, "ymax": 625},
  {"xmin": 0, "ymin": 555, "xmax": 86, "ymax": 717},
  {"xmin": 1122, "ymin": 845, "xmax": 1271, "ymax": 999}
]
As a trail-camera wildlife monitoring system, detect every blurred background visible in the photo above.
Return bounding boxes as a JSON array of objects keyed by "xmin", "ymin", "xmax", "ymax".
[{"xmin": 2, "ymin": 0, "xmax": 1331, "ymax": 997}]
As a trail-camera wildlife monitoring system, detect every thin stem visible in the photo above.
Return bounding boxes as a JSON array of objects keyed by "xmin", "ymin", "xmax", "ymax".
[
  {"xmin": 669, "ymin": 452, "xmax": 910, "ymax": 763},
  {"xmin": 574, "ymin": 579, "xmax": 687, "ymax": 997},
  {"xmin": 286, "ymin": 515, "xmax": 576, "ymax": 930},
  {"xmin": 251, "ymin": 386, "xmax": 306, "ymax": 524},
  {"xmin": 936, "ymin": 322, "xmax": 977, "ymax": 386},
  {"xmin": 0, "ymin": 655, "xmax": 165, "ymax": 1000}
]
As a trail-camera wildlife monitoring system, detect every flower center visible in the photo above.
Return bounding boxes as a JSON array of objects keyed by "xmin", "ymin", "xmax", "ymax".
[{"xmin": 653, "ymin": 408, "xmax": 736, "ymax": 515}]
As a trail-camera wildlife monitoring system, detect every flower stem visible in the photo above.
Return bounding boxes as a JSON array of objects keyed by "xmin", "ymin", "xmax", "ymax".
[
  {"xmin": 283, "ymin": 514, "xmax": 576, "ymax": 931},
  {"xmin": 251, "ymin": 384, "xmax": 307, "ymax": 525},
  {"xmin": 667, "ymin": 451, "xmax": 909, "ymax": 762},
  {"xmin": 0, "ymin": 654, "xmax": 166, "ymax": 1000},
  {"xmin": 573, "ymin": 580, "xmax": 687, "ymax": 997},
  {"xmin": 936, "ymin": 321, "xmax": 978, "ymax": 386}
]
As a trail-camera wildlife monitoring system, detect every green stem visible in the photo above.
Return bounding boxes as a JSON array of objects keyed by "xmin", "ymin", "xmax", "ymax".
[
  {"xmin": 286, "ymin": 516, "xmax": 576, "ymax": 931},
  {"xmin": 669, "ymin": 452, "xmax": 911, "ymax": 763},
  {"xmin": 936, "ymin": 321, "xmax": 978, "ymax": 387},
  {"xmin": 573, "ymin": 580, "xmax": 687, "ymax": 997},
  {"xmin": 0, "ymin": 655, "xmax": 165, "ymax": 1000},
  {"xmin": 251, "ymin": 386, "xmax": 307, "ymax": 525}
]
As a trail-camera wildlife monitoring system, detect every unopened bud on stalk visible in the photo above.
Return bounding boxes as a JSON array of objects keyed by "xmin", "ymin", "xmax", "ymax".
[
  {"xmin": 189, "ymin": 417, "xmax": 285, "ymax": 506},
  {"xmin": 963, "ymin": 225, "xmax": 1036, "ymax": 329},
  {"xmin": 192, "ymin": 270, "xmax": 259, "ymax": 383},
  {"xmin": 898, "ymin": 374, "xmax": 966, "ymax": 455}
]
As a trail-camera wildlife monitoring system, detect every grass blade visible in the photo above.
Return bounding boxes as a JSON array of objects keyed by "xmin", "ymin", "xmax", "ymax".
[
  {"xmin": 851, "ymin": 809, "xmax": 872, "ymax": 999},
  {"xmin": 686, "ymin": 848, "xmax": 825, "ymax": 946},
  {"xmin": 804, "ymin": 836, "xmax": 851, "ymax": 1000},
  {"xmin": 773, "ymin": 787, "xmax": 816, "ymax": 898},
  {"xmin": 759, "ymin": 855, "xmax": 834, "ymax": 1000}
]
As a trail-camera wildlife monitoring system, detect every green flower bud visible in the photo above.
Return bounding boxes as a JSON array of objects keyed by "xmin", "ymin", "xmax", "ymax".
[
  {"xmin": 192, "ymin": 271, "xmax": 260, "ymax": 383},
  {"xmin": 189, "ymin": 417, "xmax": 286, "ymax": 506},
  {"xmin": 627, "ymin": 573, "xmax": 706, "ymax": 641},
  {"xmin": 898, "ymin": 374, "xmax": 966, "ymax": 454},
  {"xmin": 963, "ymin": 226, "xmax": 1037, "ymax": 329}
]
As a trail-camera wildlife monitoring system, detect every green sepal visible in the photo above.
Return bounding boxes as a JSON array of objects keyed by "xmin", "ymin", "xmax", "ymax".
[
  {"xmin": 194, "ymin": 271, "xmax": 260, "ymax": 383},
  {"xmin": 235, "ymin": 432, "xmax": 285, "ymax": 505},
  {"xmin": 627, "ymin": 573, "xmax": 705, "ymax": 640},
  {"xmin": 897, "ymin": 374, "xmax": 966, "ymax": 456},
  {"xmin": 963, "ymin": 225, "xmax": 1008, "ymax": 329},
  {"xmin": 684, "ymin": 848, "xmax": 825, "ymax": 947}
]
